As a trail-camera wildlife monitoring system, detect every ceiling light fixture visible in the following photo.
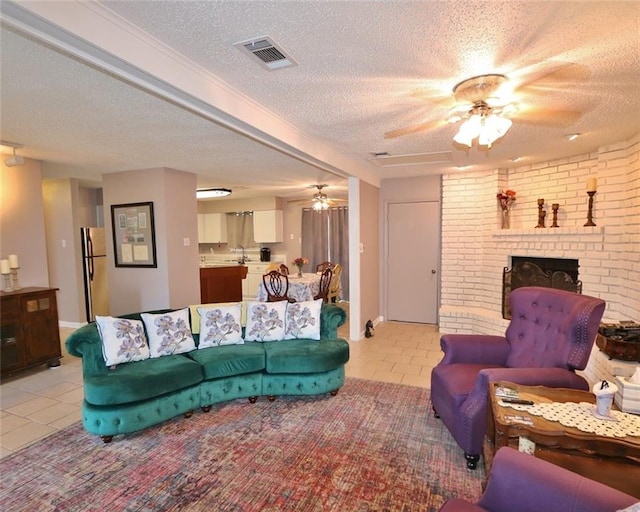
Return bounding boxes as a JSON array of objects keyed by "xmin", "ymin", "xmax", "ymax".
[
  {"xmin": 312, "ymin": 191, "xmax": 330, "ymax": 211},
  {"xmin": 196, "ymin": 188, "xmax": 232, "ymax": 199},
  {"xmin": 565, "ymin": 133, "xmax": 580, "ymax": 141},
  {"xmin": 452, "ymin": 102, "xmax": 512, "ymax": 149},
  {"xmin": 1, "ymin": 140, "xmax": 25, "ymax": 167}
]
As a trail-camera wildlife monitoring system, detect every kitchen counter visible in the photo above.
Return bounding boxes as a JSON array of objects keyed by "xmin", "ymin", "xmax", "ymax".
[{"xmin": 200, "ymin": 265, "xmax": 248, "ymax": 303}]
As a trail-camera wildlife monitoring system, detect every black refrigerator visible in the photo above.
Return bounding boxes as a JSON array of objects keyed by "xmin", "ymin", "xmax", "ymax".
[{"xmin": 81, "ymin": 227, "xmax": 109, "ymax": 322}]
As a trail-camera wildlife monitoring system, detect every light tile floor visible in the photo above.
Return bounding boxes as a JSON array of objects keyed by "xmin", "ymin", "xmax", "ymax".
[{"xmin": 0, "ymin": 310, "xmax": 443, "ymax": 458}]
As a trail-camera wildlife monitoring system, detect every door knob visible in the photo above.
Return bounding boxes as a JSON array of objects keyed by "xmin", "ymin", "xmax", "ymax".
[{"xmin": 431, "ymin": 269, "xmax": 437, "ymax": 274}]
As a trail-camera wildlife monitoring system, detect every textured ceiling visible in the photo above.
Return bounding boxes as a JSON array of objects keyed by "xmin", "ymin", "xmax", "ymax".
[{"xmin": 1, "ymin": 1, "xmax": 639, "ymax": 200}]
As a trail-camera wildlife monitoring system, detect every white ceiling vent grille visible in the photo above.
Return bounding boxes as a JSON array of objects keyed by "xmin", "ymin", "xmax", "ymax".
[{"xmin": 234, "ymin": 36, "xmax": 297, "ymax": 71}]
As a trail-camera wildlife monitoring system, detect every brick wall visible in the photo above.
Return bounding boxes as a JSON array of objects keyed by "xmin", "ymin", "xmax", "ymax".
[{"xmin": 440, "ymin": 133, "xmax": 640, "ymax": 338}]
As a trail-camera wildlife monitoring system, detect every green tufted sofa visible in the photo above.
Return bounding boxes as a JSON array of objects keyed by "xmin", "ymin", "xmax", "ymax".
[{"xmin": 66, "ymin": 303, "xmax": 349, "ymax": 442}]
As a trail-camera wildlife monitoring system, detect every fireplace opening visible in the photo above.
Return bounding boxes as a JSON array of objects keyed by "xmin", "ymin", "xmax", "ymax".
[{"xmin": 502, "ymin": 256, "xmax": 581, "ymax": 319}]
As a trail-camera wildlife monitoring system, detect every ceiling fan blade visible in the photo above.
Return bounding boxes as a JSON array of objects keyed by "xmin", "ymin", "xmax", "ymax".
[
  {"xmin": 513, "ymin": 63, "xmax": 591, "ymax": 96},
  {"xmin": 384, "ymin": 119, "xmax": 445, "ymax": 139},
  {"xmin": 512, "ymin": 107, "xmax": 582, "ymax": 127}
]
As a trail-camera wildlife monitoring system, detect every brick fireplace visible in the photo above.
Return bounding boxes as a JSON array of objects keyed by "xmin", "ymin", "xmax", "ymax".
[{"xmin": 437, "ymin": 134, "xmax": 639, "ymax": 385}]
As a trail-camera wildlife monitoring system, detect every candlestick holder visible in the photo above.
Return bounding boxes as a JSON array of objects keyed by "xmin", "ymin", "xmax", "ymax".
[
  {"xmin": 535, "ymin": 199, "xmax": 546, "ymax": 228},
  {"xmin": 551, "ymin": 203, "xmax": 559, "ymax": 228},
  {"xmin": 584, "ymin": 191, "xmax": 596, "ymax": 226},
  {"xmin": 2, "ymin": 273, "xmax": 13, "ymax": 292},
  {"xmin": 10, "ymin": 268, "xmax": 21, "ymax": 290}
]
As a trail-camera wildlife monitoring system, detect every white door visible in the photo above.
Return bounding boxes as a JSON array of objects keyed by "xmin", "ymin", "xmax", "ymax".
[{"xmin": 386, "ymin": 201, "xmax": 439, "ymax": 323}]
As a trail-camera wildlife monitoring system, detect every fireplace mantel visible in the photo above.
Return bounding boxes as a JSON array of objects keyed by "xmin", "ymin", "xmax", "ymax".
[{"xmin": 492, "ymin": 226, "xmax": 604, "ymax": 238}]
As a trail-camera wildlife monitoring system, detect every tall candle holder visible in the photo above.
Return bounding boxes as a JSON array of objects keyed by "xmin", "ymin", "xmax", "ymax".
[
  {"xmin": 535, "ymin": 199, "xmax": 546, "ymax": 228},
  {"xmin": 2, "ymin": 272, "xmax": 13, "ymax": 292},
  {"xmin": 10, "ymin": 267, "xmax": 21, "ymax": 290},
  {"xmin": 584, "ymin": 191, "xmax": 597, "ymax": 226},
  {"xmin": 551, "ymin": 203, "xmax": 559, "ymax": 228}
]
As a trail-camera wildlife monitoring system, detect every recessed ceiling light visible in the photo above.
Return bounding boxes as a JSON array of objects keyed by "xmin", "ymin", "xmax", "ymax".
[
  {"xmin": 511, "ymin": 156, "xmax": 521, "ymax": 162},
  {"xmin": 565, "ymin": 133, "xmax": 580, "ymax": 141},
  {"xmin": 196, "ymin": 188, "xmax": 232, "ymax": 199}
]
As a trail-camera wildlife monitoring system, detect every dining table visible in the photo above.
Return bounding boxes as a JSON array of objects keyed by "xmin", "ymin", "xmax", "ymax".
[{"xmin": 256, "ymin": 272, "xmax": 321, "ymax": 302}]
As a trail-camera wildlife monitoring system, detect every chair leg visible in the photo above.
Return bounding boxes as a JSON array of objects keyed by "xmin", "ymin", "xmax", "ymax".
[
  {"xmin": 432, "ymin": 405, "xmax": 440, "ymax": 418},
  {"xmin": 465, "ymin": 453, "xmax": 480, "ymax": 470}
]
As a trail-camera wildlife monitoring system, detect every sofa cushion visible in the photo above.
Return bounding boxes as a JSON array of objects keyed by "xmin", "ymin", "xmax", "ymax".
[
  {"xmin": 95, "ymin": 315, "xmax": 150, "ymax": 367},
  {"xmin": 187, "ymin": 343, "xmax": 266, "ymax": 380},
  {"xmin": 263, "ymin": 338, "xmax": 349, "ymax": 374},
  {"xmin": 83, "ymin": 355, "xmax": 203, "ymax": 406},
  {"xmin": 141, "ymin": 308, "xmax": 197, "ymax": 358},
  {"xmin": 284, "ymin": 299, "xmax": 322, "ymax": 340},
  {"xmin": 245, "ymin": 301, "xmax": 287, "ymax": 342},
  {"xmin": 197, "ymin": 303, "xmax": 244, "ymax": 348}
]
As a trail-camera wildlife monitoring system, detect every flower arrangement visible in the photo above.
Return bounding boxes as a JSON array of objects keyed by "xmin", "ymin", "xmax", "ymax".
[
  {"xmin": 292, "ymin": 257, "xmax": 309, "ymax": 269},
  {"xmin": 292, "ymin": 257, "xmax": 309, "ymax": 277},
  {"xmin": 497, "ymin": 189, "xmax": 517, "ymax": 211}
]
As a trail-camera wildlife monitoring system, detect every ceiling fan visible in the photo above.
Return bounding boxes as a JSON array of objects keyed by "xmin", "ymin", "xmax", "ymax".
[
  {"xmin": 384, "ymin": 65, "xmax": 586, "ymax": 148},
  {"xmin": 290, "ymin": 185, "xmax": 347, "ymax": 210}
]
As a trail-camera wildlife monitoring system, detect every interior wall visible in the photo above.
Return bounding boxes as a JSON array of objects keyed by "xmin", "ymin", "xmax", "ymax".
[
  {"xmin": 359, "ymin": 180, "xmax": 380, "ymax": 333},
  {"xmin": 42, "ymin": 179, "xmax": 84, "ymax": 324},
  {"xmin": 103, "ymin": 168, "xmax": 200, "ymax": 315},
  {"xmin": 0, "ymin": 158, "xmax": 49, "ymax": 287}
]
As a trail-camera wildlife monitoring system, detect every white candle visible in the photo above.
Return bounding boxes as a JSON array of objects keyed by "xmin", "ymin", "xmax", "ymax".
[
  {"xmin": 0, "ymin": 259, "xmax": 10, "ymax": 274},
  {"xmin": 587, "ymin": 177, "xmax": 597, "ymax": 192},
  {"xmin": 8, "ymin": 254, "xmax": 19, "ymax": 268}
]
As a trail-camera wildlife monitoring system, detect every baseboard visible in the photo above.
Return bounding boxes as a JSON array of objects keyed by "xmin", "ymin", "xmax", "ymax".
[{"xmin": 59, "ymin": 321, "xmax": 85, "ymax": 329}]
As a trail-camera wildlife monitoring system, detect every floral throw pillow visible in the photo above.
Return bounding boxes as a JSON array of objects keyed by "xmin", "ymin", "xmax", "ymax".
[
  {"xmin": 244, "ymin": 301, "xmax": 287, "ymax": 342},
  {"xmin": 284, "ymin": 299, "xmax": 322, "ymax": 340},
  {"xmin": 95, "ymin": 316, "xmax": 150, "ymax": 367},
  {"xmin": 141, "ymin": 308, "xmax": 196, "ymax": 358},
  {"xmin": 197, "ymin": 303, "xmax": 244, "ymax": 348}
]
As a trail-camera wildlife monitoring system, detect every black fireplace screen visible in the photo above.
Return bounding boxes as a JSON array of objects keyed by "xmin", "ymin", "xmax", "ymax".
[{"xmin": 502, "ymin": 257, "xmax": 582, "ymax": 319}]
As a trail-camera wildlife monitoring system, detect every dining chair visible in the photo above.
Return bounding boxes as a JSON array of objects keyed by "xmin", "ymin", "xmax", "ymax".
[
  {"xmin": 327, "ymin": 263, "xmax": 342, "ymax": 303},
  {"xmin": 314, "ymin": 267, "xmax": 333, "ymax": 303},
  {"xmin": 315, "ymin": 261, "xmax": 334, "ymax": 273},
  {"xmin": 263, "ymin": 270, "xmax": 290, "ymax": 302},
  {"xmin": 279, "ymin": 264, "xmax": 290, "ymax": 275}
]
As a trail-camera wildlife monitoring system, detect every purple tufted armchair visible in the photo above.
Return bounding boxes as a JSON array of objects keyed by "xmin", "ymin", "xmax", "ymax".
[
  {"xmin": 439, "ymin": 447, "xmax": 637, "ymax": 512},
  {"xmin": 430, "ymin": 287, "xmax": 606, "ymax": 469}
]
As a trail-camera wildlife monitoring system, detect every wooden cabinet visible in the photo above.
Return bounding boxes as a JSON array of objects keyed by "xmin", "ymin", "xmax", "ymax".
[
  {"xmin": 253, "ymin": 210, "xmax": 283, "ymax": 243},
  {"xmin": 200, "ymin": 266, "xmax": 248, "ymax": 303},
  {"xmin": 1, "ymin": 287, "xmax": 62, "ymax": 378},
  {"xmin": 198, "ymin": 213, "xmax": 228, "ymax": 243}
]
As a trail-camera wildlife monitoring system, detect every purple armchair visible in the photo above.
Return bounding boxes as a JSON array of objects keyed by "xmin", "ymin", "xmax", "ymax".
[
  {"xmin": 439, "ymin": 447, "xmax": 637, "ymax": 512},
  {"xmin": 431, "ymin": 287, "xmax": 605, "ymax": 469}
]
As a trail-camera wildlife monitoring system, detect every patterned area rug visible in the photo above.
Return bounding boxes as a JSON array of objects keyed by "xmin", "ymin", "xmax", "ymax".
[{"xmin": 0, "ymin": 378, "xmax": 484, "ymax": 511}]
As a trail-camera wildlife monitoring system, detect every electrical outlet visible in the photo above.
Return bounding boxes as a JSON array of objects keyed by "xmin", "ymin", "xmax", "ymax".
[
  {"xmin": 183, "ymin": 237, "xmax": 190, "ymax": 246},
  {"xmin": 61, "ymin": 239, "xmax": 66, "ymax": 248}
]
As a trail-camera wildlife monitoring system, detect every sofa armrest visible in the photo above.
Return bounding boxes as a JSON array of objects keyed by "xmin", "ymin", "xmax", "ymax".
[
  {"xmin": 65, "ymin": 322, "xmax": 109, "ymax": 376},
  {"xmin": 473, "ymin": 366, "xmax": 589, "ymax": 393},
  {"xmin": 320, "ymin": 304, "xmax": 347, "ymax": 339},
  {"xmin": 478, "ymin": 447, "xmax": 637, "ymax": 512},
  {"xmin": 439, "ymin": 334, "xmax": 510, "ymax": 365}
]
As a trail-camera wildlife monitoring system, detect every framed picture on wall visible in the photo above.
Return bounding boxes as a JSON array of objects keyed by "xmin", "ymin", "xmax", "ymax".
[{"xmin": 110, "ymin": 201, "xmax": 157, "ymax": 268}]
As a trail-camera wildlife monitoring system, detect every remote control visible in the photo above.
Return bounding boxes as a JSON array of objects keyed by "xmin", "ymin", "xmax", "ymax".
[{"xmin": 501, "ymin": 398, "xmax": 534, "ymax": 405}]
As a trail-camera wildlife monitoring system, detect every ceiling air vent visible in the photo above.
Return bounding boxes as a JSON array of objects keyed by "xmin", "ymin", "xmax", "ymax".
[{"xmin": 234, "ymin": 36, "xmax": 297, "ymax": 71}]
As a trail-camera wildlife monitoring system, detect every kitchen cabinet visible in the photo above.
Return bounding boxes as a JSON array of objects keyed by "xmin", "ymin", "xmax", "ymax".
[
  {"xmin": 200, "ymin": 265, "xmax": 248, "ymax": 303},
  {"xmin": 243, "ymin": 262, "xmax": 273, "ymax": 300},
  {"xmin": 198, "ymin": 213, "xmax": 228, "ymax": 243},
  {"xmin": 253, "ymin": 210, "xmax": 283, "ymax": 243},
  {"xmin": 1, "ymin": 287, "xmax": 62, "ymax": 378}
]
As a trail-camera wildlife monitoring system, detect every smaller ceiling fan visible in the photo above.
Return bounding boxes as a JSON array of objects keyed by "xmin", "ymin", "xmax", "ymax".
[{"xmin": 290, "ymin": 185, "xmax": 347, "ymax": 210}]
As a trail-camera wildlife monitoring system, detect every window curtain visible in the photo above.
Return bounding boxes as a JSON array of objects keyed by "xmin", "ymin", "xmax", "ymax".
[
  {"xmin": 329, "ymin": 206, "xmax": 349, "ymax": 300},
  {"xmin": 301, "ymin": 207, "xmax": 349, "ymax": 301},
  {"xmin": 226, "ymin": 212, "xmax": 255, "ymax": 248},
  {"xmin": 301, "ymin": 209, "xmax": 328, "ymax": 272}
]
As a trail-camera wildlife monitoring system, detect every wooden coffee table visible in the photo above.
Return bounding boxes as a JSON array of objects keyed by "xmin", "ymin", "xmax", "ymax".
[{"xmin": 485, "ymin": 381, "xmax": 640, "ymax": 498}]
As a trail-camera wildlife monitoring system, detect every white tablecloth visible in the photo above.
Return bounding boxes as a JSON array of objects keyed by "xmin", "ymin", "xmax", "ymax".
[{"xmin": 256, "ymin": 273, "xmax": 321, "ymax": 302}]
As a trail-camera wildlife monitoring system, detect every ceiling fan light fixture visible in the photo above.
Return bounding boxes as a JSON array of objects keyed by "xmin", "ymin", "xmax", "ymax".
[
  {"xmin": 196, "ymin": 188, "xmax": 232, "ymax": 199},
  {"xmin": 454, "ymin": 112, "xmax": 511, "ymax": 148}
]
